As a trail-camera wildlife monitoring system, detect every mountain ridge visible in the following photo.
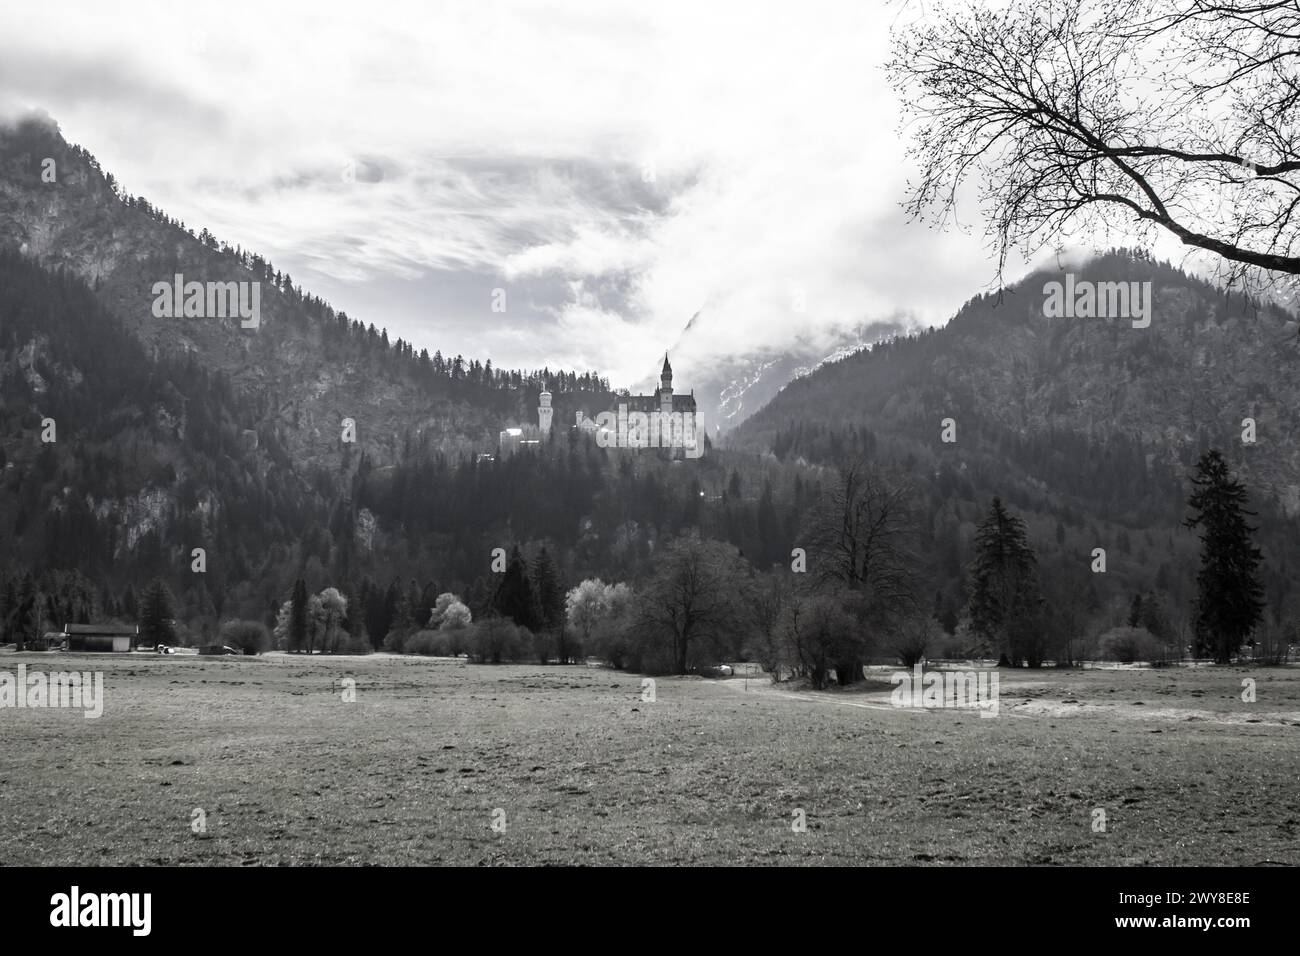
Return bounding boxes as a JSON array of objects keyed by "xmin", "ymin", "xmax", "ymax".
[
  {"xmin": 0, "ymin": 113, "xmax": 613, "ymax": 474},
  {"xmin": 731, "ymin": 249, "xmax": 1300, "ymax": 516}
]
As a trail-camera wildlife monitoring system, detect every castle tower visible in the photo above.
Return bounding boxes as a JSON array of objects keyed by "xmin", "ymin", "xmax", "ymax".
[
  {"xmin": 538, "ymin": 389, "xmax": 553, "ymax": 437},
  {"xmin": 659, "ymin": 354, "xmax": 674, "ymax": 445}
]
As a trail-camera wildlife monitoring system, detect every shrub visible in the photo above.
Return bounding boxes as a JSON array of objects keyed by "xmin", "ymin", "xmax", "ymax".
[
  {"xmin": 404, "ymin": 630, "xmax": 457, "ymax": 657},
  {"xmin": 562, "ymin": 628, "xmax": 583, "ymax": 664},
  {"xmin": 341, "ymin": 633, "xmax": 372, "ymax": 655},
  {"xmin": 892, "ymin": 615, "xmax": 939, "ymax": 667},
  {"xmin": 382, "ymin": 625, "xmax": 416, "ymax": 653},
  {"xmin": 170, "ymin": 620, "xmax": 195, "ymax": 648},
  {"xmin": 531, "ymin": 629, "xmax": 554, "ymax": 664},
  {"xmin": 219, "ymin": 619, "xmax": 270, "ymax": 655},
  {"xmin": 1251, "ymin": 621, "xmax": 1293, "ymax": 665},
  {"xmin": 470, "ymin": 617, "xmax": 525, "ymax": 663},
  {"xmin": 1099, "ymin": 626, "xmax": 1163, "ymax": 664},
  {"xmin": 588, "ymin": 598, "xmax": 635, "ymax": 669}
]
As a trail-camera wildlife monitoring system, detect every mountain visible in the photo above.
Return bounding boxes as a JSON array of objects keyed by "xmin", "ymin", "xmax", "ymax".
[
  {"xmin": 0, "ymin": 113, "xmax": 651, "ymax": 638},
  {"xmin": 725, "ymin": 249, "xmax": 1300, "ymax": 625},
  {"xmin": 660, "ymin": 308, "xmax": 910, "ymax": 434},
  {"xmin": 732, "ymin": 250, "xmax": 1300, "ymax": 511},
  {"xmin": 3, "ymin": 113, "xmax": 1295, "ymax": 649},
  {"xmin": 0, "ymin": 113, "xmax": 823, "ymax": 650},
  {"xmin": 0, "ymin": 244, "xmax": 292, "ymax": 584},
  {"xmin": 0, "ymin": 113, "xmax": 611, "ymax": 474}
]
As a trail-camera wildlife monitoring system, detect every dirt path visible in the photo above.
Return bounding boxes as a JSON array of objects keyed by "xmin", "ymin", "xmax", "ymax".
[
  {"xmin": 709, "ymin": 675, "xmax": 1300, "ymax": 727},
  {"xmin": 711, "ymin": 674, "xmax": 972, "ymax": 716}
]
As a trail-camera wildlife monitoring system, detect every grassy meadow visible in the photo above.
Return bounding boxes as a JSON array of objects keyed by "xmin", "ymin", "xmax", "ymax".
[{"xmin": 1, "ymin": 651, "xmax": 1296, "ymax": 866}]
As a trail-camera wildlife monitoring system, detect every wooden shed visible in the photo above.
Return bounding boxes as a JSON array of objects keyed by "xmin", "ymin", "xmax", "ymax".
[{"xmin": 64, "ymin": 623, "xmax": 137, "ymax": 652}]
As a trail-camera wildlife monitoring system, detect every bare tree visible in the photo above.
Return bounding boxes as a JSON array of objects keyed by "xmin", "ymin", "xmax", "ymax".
[
  {"xmin": 636, "ymin": 534, "xmax": 748, "ymax": 675},
  {"xmin": 808, "ymin": 460, "xmax": 921, "ymax": 681},
  {"xmin": 888, "ymin": 0, "xmax": 1300, "ymax": 291},
  {"xmin": 893, "ymin": 613, "xmax": 939, "ymax": 667},
  {"xmin": 779, "ymin": 589, "xmax": 863, "ymax": 689},
  {"xmin": 746, "ymin": 569, "xmax": 793, "ymax": 678}
]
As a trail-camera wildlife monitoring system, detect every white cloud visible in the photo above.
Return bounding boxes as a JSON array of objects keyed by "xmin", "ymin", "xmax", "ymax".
[{"xmin": 0, "ymin": 0, "xmax": 1005, "ymax": 388}]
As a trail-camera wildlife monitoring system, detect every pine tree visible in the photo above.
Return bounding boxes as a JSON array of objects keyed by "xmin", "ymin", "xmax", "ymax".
[
  {"xmin": 532, "ymin": 546, "xmax": 566, "ymax": 660},
  {"xmin": 383, "ymin": 579, "xmax": 416, "ymax": 646},
  {"xmin": 345, "ymin": 585, "xmax": 366, "ymax": 644},
  {"xmin": 1184, "ymin": 450, "xmax": 1265, "ymax": 663},
  {"xmin": 289, "ymin": 578, "xmax": 308, "ymax": 653},
  {"xmin": 12, "ymin": 574, "xmax": 38, "ymax": 651},
  {"xmin": 493, "ymin": 546, "xmax": 541, "ymax": 632},
  {"xmin": 0, "ymin": 579, "xmax": 13, "ymax": 644},
  {"xmin": 968, "ymin": 497, "xmax": 1043, "ymax": 666},
  {"xmin": 138, "ymin": 578, "xmax": 176, "ymax": 647},
  {"xmin": 1128, "ymin": 593, "xmax": 1144, "ymax": 627}
]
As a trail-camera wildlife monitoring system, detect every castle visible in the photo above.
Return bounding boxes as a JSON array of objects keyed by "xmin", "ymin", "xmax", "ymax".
[
  {"xmin": 498, "ymin": 356, "xmax": 701, "ymax": 458},
  {"xmin": 576, "ymin": 355, "xmax": 701, "ymax": 458}
]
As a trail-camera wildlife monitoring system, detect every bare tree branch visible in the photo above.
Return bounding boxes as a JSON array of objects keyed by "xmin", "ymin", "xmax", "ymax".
[{"xmin": 888, "ymin": 0, "xmax": 1300, "ymax": 292}]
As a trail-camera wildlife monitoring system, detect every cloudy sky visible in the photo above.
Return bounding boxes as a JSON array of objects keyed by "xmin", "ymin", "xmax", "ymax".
[{"xmin": 1, "ymin": 0, "xmax": 1046, "ymax": 390}]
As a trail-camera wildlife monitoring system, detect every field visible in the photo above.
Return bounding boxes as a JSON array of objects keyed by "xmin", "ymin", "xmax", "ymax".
[{"xmin": 1, "ymin": 651, "xmax": 1297, "ymax": 866}]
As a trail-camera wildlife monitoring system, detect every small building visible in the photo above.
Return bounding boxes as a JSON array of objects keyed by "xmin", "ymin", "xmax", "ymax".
[
  {"xmin": 499, "ymin": 390, "xmax": 554, "ymax": 457},
  {"xmin": 64, "ymin": 623, "xmax": 136, "ymax": 653}
]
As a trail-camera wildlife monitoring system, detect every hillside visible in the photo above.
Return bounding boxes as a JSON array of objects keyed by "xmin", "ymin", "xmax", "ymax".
[
  {"xmin": 727, "ymin": 250, "xmax": 1300, "ymax": 630},
  {"xmin": 733, "ymin": 251, "xmax": 1300, "ymax": 512},
  {"xmin": 0, "ymin": 113, "xmax": 611, "ymax": 472},
  {"xmin": 0, "ymin": 113, "xmax": 664, "ymax": 639},
  {"xmin": 3, "ymin": 113, "xmax": 1296, "ymax": 649},
  {"xmin": 664, "ymin": 309, "xmax": 910, "ymax": 433}
]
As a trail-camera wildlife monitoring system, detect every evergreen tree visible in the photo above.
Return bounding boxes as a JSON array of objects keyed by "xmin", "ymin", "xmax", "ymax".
[
  {"xmin": 11, "ymin": 574, "xmax": 39, "ymax": 651},
  {"xmin": 383, "ymin": 579, "xmax": 417, "ymax": 646},
  {"xmin": 968, "ymin": 497, "xmax": 1043, "ymax": 666},
  {"xmin": 493, "ymin": 546, "xmax": 541, "ymax": 631},
  {"xmin": 0, "ymin": 579, "xmax": 13, "ymax": 644},
  {"xmin": 1128, "ymin": 592, "xmax": 1144, "ymax": 627},
  {"xmin": 532, "ymin": 546, "xmax": 566, "ymax": 660},
  {"xmin": 138, "ymin": 578, "xmax": 176, "ymax": 647},
  {"xmin": 345, "ymin": 585, "xmax": 366, "ymax": 643},
  {"xmin": 1139, "ymin": 591, "xmax": 1172, "ymax": 648},
  {"xmin": 1184, "ymin": 450, "xmax": 1265, "ymax": 663},
  {"xmin": 289, "ymin": 578, "xmax": 308, "ymax": 653}
]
